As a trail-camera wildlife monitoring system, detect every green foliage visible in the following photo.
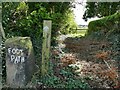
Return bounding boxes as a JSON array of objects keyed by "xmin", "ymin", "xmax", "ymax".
[
  {"xmin": 86, "ymin": 11, "xmax": 120, "ymax": 64},
  {"xmin": 2, "ymin": 2, "xmax": 77, "ymax": 67},
  {"xmin": 1, "ymin": 38, "xmax": 6, "ymax": 85},
  {"xmin": 87, "ymin": 12, "xmax": 120, "ymax": 36},
  {"xmin": 60, "ymin": 11, "xmax": 78, "ymax": 34},
  {"xmin": 83, "ymin": 2, "xmax": 120, "ymax": 21},
  {"xmin": 31, "ymin": 60, "xmax": 89, "ymax": 89},
  {"xmin": 38, "ymin": 65, "xmax": 89, "ymax": 89},
  {"xmin": 2, "ymin": 2, "xmax": 79, "ymax": 87},
  {"xmin": 3, "ymin": 2, "xmax": 43, "ymax": 69},
  {"xmin": 2, "ymin": 2, "xmax": 76, "ymax": 45}
]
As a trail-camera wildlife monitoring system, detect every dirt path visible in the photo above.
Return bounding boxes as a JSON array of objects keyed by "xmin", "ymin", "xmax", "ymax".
[{"xmin": 57, "ymin": 35, "xmax": 119, "ymax": 88}]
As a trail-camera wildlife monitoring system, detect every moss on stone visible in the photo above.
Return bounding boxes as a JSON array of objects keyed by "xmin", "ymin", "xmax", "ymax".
[{"xmin": 5, "ymin": 37, "xmax": 33, "ymax": 53}]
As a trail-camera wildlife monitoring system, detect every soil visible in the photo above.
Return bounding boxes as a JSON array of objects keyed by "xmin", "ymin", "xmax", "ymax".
[{"xmin": 54, "ymin": 35, "xmax": 120, "ymax": 88}]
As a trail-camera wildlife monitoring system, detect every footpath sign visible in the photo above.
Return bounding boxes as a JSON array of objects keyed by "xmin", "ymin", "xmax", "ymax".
[{"xmin": 5, "ymin": 37, "xmax": 35, "ymax": 88}]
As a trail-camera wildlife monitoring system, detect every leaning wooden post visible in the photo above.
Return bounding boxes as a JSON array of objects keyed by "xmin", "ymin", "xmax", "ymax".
[{"xmin": 41, "ymin": 20, "xmax": 52, "ymax": 76}]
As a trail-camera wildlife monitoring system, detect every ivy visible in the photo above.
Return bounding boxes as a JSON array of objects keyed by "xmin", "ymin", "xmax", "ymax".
[{"xmin": 36, "ymin": 64, "xmax": 89, "ymax": 89}]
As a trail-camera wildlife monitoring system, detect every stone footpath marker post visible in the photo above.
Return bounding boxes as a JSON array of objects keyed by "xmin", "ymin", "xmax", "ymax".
[
  {"xmin": 5, "ymin": 37, "xmax": 35, "ymax": 88},
  {"xmin": 41, "ymin": 20, "xmax": 52, "ymax": 76}
]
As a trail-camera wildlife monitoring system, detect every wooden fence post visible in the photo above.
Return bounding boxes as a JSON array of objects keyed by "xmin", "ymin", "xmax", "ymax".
[{"xmin": 41, "ymin": 20, "xmax": 52, "ymax": 76}]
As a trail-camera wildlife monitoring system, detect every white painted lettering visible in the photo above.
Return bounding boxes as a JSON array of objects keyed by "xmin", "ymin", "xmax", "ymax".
[
  {"xmin": 12, "ymin": 48, "xmax": 16, "ymax": 54},
  {"xmin": 8, "ymin": 47, "xmax": 25, "ymax": 64},
  {"xmin": 19, "ymin": 49, "xmax": 23, "ymax": 54},
  {"xmin": 14, "ymin": 57, "xmax": 18, "ymax": 64},
  {"xmin": 21, "ymin": 57, "xmax": 25, "ymax": 63},
  {"xmin": 11, "ymin": 55, "xmax": 15, "ymax": 62},
  {"xmin": 8, "ymin": 48, "xmax": 11, "ymax": 54},
  {"xmin": 16, "ymin": 48, "xmax": 20, "ymax": 54}
]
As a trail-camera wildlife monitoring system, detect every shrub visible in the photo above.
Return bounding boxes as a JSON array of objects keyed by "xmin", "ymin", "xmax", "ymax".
[{"xmin": 87, "ymin": 12, "xmax": 120, "ymax": 35}]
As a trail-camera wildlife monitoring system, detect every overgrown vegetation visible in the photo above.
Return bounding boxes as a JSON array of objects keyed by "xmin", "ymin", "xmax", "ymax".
[
  {"xmin": 87, "ymin": 12, "xmax": 120, "ymax": 36},
  {"xmin": 2, "ymin": 2, "xmax": 77, "ymax": 44},
  {"xmin": 2, "ymin": 2, "xmax": 77, "ymax": 67},
  {"xmin": 63, "ymin": 11, "xmax": 120, "ymax": 88},
  {"xmin": 2, "ymin": 2, "xmax": 89, "ymax": 89},
  {"xmin": 1, "ymin": 1, "xmax": 120, "ymax": 89},
  {"xmin": 83, "ymin": 2, "xmax": 120, "ymax": 21},
  {"xmin": 86, "ymin": 12, "xmax": 120, "ymax": 88},
  {"xmin": 86, "ymin": 12, "xmax": 120, "ymax": 63},
  {"xmin": 1, "ymin": 38, "xmax": 6, "ymax": 85},
  {"xmin": 30, "ymin": 56, "xmax": 90, "ymax": 89}
]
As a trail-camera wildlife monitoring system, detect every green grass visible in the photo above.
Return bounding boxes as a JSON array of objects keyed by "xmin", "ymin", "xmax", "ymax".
[{"xmin": 68, "ymin": 29, "xmax": 87, "ymax": 37}]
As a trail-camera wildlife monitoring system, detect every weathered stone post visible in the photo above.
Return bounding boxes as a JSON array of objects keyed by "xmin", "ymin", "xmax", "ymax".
[
  {"xmin": 41, "ymin": 20, "xmax": 52, "ymax": 76},
  {"xmin": 5, "ymin": 37, "xmax": 35, "ymax": 88}
]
